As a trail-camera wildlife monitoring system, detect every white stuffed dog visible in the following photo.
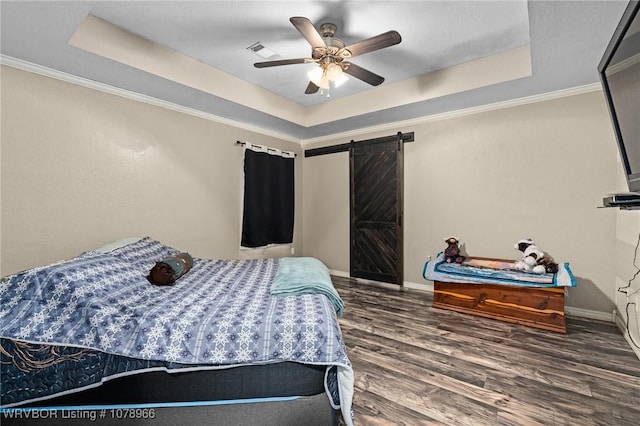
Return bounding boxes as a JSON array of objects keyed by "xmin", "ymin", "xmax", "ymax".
[{"xmin": 514, "ymin": 239, "xmax": 558, "ymax": 274}]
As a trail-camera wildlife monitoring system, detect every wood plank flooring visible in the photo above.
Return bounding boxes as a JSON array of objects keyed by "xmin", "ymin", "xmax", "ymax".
[{"xmin": 333, "ymin": 277, "xmax": 640, "ymax": 425}]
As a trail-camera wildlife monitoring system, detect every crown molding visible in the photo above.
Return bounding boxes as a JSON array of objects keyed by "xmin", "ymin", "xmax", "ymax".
[
  {"xmin": 0, "ymin": 55, "xmax": 300, "ymax": 144},
  {"xmin": 2, "ymin": 55, "xmax": 602, "ymax": 148},
  {"xmin": 300, "ymin": 83, "xmax": 602, "ymax": 146}
]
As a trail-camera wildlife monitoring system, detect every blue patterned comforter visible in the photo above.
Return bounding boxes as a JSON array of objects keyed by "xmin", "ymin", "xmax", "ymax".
[{"xmin": 0, "ymin": 238, "xmax": 353, "ymax": 422}]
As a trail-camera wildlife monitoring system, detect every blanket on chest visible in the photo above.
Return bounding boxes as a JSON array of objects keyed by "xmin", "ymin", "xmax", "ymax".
[{"xmin": 423, "ymin": 252, "xmax": 576, "ymax": 287}]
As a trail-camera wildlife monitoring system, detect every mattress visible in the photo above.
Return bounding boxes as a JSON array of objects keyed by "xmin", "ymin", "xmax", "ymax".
[
  {"xmin": 0, "ymin": 237, "xmax": 353, "ymax": 424},
  {"xmin": 1, "ymin": 393, "xmax": 337, "ymax": 426}
]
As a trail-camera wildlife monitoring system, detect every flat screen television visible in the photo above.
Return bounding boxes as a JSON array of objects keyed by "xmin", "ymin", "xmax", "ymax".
[{"xmin": 598, "ymin": 0, "xmax": 640, "ymax": 194}]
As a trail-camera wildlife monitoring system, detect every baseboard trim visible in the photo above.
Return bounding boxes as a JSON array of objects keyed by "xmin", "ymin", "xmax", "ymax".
[
  {"xmin": 564, "ymin": 306, "xmax": 615, "ymax": 322},
  {"xmin": 614, "ymin": 311, "xmax": 640, "ymax": 361},
  {"xmin": 615, "ymin": 310, "xmax": 627, "ymax": 334},
  {"xmin": 332, "ymin": 269, "xmax": 640, "ymax": 360},
  {"xmin": 331, "ymin": 269, "xmax": 616, "ymax": 322},
  {"xmin": 329, "ymin": 270, "xmax": 433, "ymax": 293}
]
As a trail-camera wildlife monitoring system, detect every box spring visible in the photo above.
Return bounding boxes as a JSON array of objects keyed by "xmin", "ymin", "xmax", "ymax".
[{"xmin": 4, "ymin": 362, "xmax": 338, "ymax": 425}]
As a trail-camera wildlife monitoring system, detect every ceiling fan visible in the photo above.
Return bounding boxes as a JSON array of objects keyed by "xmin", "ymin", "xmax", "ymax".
[{"xmin": 254, "ymin": 17, "xmax": 402, "ymax": 95}]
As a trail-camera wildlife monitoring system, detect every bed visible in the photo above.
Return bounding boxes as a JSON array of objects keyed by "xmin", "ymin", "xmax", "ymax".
[
  {"xmin": 423, "ymin": 252, "xmax": 576, "ymax": 333},
  {"xmin": 0, "ymin": 237, "xmax": 353, "ymax": 425}
]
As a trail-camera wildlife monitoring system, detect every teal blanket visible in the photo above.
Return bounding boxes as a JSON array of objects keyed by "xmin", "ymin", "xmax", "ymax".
[{"xmin": 272, "ymin": 257, "xmax": 344, "ymax": 317}]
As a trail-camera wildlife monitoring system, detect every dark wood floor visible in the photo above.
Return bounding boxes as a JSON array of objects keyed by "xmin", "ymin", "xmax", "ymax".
[{"xmin": 333, "ymin": 277, "xmax": 640, "ymax": 426}]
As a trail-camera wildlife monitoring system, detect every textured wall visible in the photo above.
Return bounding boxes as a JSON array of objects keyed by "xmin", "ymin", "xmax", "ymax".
[
  {"xmin": 304, "ymin": 91, "xmax": 620, "ymax": 314},
  {"xmin": 1, "ymin": 66, "xmax": 302, "ymax": 276},
  {"xmin": 1, "ymin": 64, "xmax": 627, "ymax": 318}
]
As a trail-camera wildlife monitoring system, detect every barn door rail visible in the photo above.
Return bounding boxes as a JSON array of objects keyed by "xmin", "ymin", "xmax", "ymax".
[{"xmin": 304, "ymin": 131, "xmax": 414, "ymax": 158}]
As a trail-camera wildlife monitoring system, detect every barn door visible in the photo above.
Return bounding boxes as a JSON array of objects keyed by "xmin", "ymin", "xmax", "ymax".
[{"xmin": 350, "ymin": 134, "xmax": 404, "ymax": 285}]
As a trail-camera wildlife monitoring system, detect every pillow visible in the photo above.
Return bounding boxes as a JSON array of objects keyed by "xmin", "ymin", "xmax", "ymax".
[
  {"xmin": 147, "ymin": 252, "xmax": 193, "ymax": 286},
  {"xmin": 110, "ymin": 237, "xmax": 180, "ymax": 269},
  {"xmin": 94, "ymin": 237, "xmax": 143, "ymax": 253}
]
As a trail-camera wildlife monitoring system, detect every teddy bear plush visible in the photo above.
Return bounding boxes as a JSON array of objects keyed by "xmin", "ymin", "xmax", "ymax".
[
  {"xmin": 444, "ymin": 237, "xmax": 465, "ymax": 264},
  {"xmin": 513, "ymin": 239, "xmax": 558, "ymax": 274}
]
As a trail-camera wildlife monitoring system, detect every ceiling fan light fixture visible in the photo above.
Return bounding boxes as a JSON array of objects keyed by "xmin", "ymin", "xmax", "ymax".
[
  {"xmin": 307, "ymin": 67, "xmax": 329, "ymax": 88},
  {"xmin": 333, "ymin": 73, "xmax": 349, "ymax": 88},
  {"xmin": 308, "ymin": 62, "xmax": 347, "ymax": 90},
  {"xmin": 326, "ymin": 62, "xmax": 343, "ymax": 80}
]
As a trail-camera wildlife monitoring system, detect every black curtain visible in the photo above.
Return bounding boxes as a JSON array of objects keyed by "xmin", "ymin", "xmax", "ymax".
[{"xmin": 241, "ymin": 149, "xmax": 295, "ymax": 248}]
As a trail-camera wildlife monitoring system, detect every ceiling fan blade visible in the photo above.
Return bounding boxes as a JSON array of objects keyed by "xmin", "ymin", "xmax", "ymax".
[
  {"xmin": 343, "ymin": 62, "xmax": 385, "ymax": 86},
  {"xmin": 305, "ymin": 81, "xmax": 320, "ymax": 94},
  {"xmin": 290, "ymin": 17, "xmax": 326, "ymax": 48},
  {"xmin": 254, "ymin": 58, "xmax": 314, "ymax": 68},
  {"xmin": 341, "ymin": 30, "xmax": 401, "ymax": 58}
]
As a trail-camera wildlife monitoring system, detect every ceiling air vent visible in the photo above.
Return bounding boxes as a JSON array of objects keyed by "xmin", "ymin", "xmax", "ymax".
[{"xmin": 246, "ymin": 42, "xmax": 278, "ymax": 60}]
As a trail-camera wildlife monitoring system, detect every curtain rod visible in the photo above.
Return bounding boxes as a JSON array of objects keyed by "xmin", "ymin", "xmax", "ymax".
[{"xmin": 235, "ymin": 140, "xmax": 297, "ymax": 157}]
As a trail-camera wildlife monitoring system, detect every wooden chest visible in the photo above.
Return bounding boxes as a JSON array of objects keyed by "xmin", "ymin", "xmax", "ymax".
[{"xmin": 433, "ymin": 280, "xmax": 567, "ymax": 333}]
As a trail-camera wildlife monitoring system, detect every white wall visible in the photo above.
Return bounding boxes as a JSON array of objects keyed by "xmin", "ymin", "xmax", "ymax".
[
  {"xmin": 613, "ymin": 162, "xmax": 640, "ymax": 356},
  {"xmin": 1, "ymin": 63, "xmax": 631, "ymax": 323},
  {"xmin": 303, "ymin": 91, "xmax": 620, "ymax": 315},
  {"xmin": 0, "ymin": 65, "xmax": 303, "ymax": 276}
]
